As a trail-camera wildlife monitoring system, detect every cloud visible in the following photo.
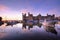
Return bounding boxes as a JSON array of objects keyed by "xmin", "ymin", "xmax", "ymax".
[
  {"xmin": 0, "ymin": 4, "xmax": 12, "ymax": 16},
  {"xmin": 47, "ymin": 7, "xmax": 60, "ymax": 17},
  {"xmin": 0, "ymin": 5, "xmax": 10, "ymax": 11}
]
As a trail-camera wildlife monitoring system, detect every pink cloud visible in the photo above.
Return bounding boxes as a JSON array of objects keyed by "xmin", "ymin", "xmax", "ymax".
[{"xmin": 0, "ymin": 5, "xmax": 10, "ymax": 11}]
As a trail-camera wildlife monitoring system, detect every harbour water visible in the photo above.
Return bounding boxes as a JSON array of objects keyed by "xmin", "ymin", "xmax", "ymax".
[{"xmin": 0, "ymin": 23, "xmax": 60, "ymax": 40}]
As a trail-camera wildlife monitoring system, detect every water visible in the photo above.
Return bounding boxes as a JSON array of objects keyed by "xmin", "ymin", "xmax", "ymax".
[{"xmin": 0, "ymin": 23, "xmax": 60, "ymax": 40}]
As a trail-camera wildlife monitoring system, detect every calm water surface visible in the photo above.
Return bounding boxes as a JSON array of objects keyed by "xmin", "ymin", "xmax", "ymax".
[{"xmin": 0, "ymin": 23, "xmax": 60, "ymax": 40}]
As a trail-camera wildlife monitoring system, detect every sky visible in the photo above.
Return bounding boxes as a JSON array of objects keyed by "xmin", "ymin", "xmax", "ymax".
[{"xmin": 0, "ymin": 0, "xmax": 60, "ymax": 20}]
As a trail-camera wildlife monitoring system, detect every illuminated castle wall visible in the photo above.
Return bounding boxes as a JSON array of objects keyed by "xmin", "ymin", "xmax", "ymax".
[{"xmin": 22, "ymin": 12, "xmax": 55, "ymax": 22}]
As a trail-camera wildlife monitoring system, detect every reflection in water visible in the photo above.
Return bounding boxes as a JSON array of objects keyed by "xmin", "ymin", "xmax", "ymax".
[
  {"xmin": 22, "ymin": 23, "xmax": 57, "ymax": 35},
  {"xmin": 45, "ymin": 26, "xmax": 57, "ymax": 35},
  {"xmin": 0, "ymin": 23, "xmax": 60, "ymax": 40},
  {"xmin": 22, "ymin": 19, "xmax": 58, "ymax": 35}
]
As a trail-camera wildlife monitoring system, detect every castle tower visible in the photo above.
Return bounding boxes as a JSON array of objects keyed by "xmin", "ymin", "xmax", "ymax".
[{"xmin": 22, "ymin": 13, "xmax": 26, "ymax": 22}]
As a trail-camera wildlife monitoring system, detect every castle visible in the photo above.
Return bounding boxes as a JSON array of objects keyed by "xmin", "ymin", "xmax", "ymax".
[
  {"xmin": 22, "ymin": 12, "xmax": 57, "ymax": 30},
  {"xmin": 22, "ymin": 12, "xmax": 55, "ymax": 22}
]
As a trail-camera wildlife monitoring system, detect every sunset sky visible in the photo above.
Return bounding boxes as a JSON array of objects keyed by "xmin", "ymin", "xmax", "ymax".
[{"xmin": 0, "ymin": 0, "xmax": 60, "ymax": 20}]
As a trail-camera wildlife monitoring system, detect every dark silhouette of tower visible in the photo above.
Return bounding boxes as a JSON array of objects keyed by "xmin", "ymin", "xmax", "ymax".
[{"xmin": 22, "ymin": 13, "xmax": 27, "ymax": 29}]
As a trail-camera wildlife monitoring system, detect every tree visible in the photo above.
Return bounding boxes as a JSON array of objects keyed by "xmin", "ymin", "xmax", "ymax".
[{"xmin": 0, "ymin": 17, "xmax": 2, "ymax": 21}]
